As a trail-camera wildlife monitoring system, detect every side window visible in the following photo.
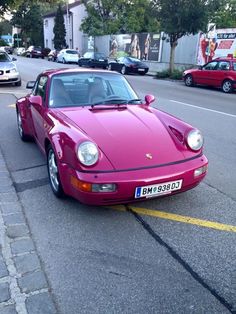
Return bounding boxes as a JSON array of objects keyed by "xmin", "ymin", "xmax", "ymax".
[
  {"xmin": 203, "ymin": 61, "xmax": 217, "ymax": 70},
  {"xmin": 35, "ymin": 76, "xmax": 48, "ymax": 100},
  {"xmin": 233, "ymin": 62, "xmax": 236, "ymax": 71},
  {"xmin": 218, "ymin": 61, "xmax": 230, "ymax": 70}
]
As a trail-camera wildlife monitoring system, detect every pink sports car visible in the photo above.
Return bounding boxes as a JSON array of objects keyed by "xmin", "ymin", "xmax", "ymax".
[{"xmin": 16, "ymin": 68, "xmax": 208, "ymax": 205}]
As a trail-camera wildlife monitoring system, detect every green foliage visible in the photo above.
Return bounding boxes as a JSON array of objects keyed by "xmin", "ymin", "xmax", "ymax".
[
  {"xmin": 11, "ymin": 2, "xmax": 44, "ymax": 46},
  {"xmin": 0, "ymin": 20, "xmax": 12, "ymax": 35},
  {"xmin": 155, "ymin": 69, "xmax": 183, "ymax": 80},
  {"xmin": 80, "ymin": 0, "xmax": 160, "ymax": 36},
  {"xmin": 212, "ymin": 0, "xmax": 236, "ymax": 28},
  {"xmin": 0, "ymin": 38, "xmax": 7, "ymax": 46},
  {"xmin": 53, "ymin": 4, "xmax": 66, "ymax": 50}
]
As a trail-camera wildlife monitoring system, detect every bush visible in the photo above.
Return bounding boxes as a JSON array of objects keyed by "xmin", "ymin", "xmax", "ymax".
[{"xmin": 155, "ymin": 68, "xmax": 183, "ymax": 80}]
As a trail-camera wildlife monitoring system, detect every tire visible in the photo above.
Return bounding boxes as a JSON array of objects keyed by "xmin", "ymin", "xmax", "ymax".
[
  {"xmin": 121, "ymin": 65, "xmax": 126, "ymax": 75},
  {"xmin": 16, "ymin": 110, "xmax": 30, "ymax": 142},
  {"xmin": 222, "ymin": 79, "xmax": 233, "ymax": 93},
  {"xmin": 15, "ymin": 80, "xmax": 22, "ymax": 87},
  {"xmin": 47, "ymin": 145, "xmax": 64, "ymax": 198},
  {"xmin": 184, "ymin": 74, "xmax": 194, "ymax": 87},
  {"xmin": 78, "ymin": 61, "xmax": 82, "ymax": 67},
  {"xmin": 62, "ymin": 58, "xmax": 66, "ymax": 64},
  {"xmin": 108, "ymin": 64, "xmax": 112, "ymax": 71},
  {"xmin": 30, "ymin": 54, "xmax": 33, "ymax": 58}
]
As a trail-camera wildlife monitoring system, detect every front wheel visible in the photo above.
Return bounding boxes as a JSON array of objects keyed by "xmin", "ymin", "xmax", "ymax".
[
  {"xmin": 222, "ymin": 80, "xmax": 233, "ymax": 93},
  {"xmin": 16, "ymin": 110, "xmax": 30, "ymax": 142},
  {"xmin": 62, "ymin": 58, "xmax": 66, "ymax": 64},
  {"xmin": 184, "ymin": 74, "xmax": 194, "ymax": 87},
  {"xmin": 47, "ymin": 145, "xmax": 64, "ymax": 198},
  {"xmin": 121, "ymin": 65, "xmax": 126, "ymax": 75}
]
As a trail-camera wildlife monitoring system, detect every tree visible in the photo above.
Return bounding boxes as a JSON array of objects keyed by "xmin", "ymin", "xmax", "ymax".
[
  {"xmin": 80, "ymin": 0, "xmax": 159, "ymax": 36},
  {"xmin": 213, "ymin": 0, "xmax": 236, "ymax": 28},
  {"xmin": 53, "ymin": 4, "xmax": 66, "ymax": 49},
  {"xmin": 0, "ymin": 19, "xmax": 12, "ymax": 35},
  {"xmin": 152, "ymin": 0, "xmax": 221, "ymax": 73},
  {"xmin": 11, "ymin": 2, "xmax": 44, "ymax": 46}
]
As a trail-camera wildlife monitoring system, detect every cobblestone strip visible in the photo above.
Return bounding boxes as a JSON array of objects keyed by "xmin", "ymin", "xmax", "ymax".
[{"xmin": 0, "ymin": 150, "xmax": 58, "ymax": 314}]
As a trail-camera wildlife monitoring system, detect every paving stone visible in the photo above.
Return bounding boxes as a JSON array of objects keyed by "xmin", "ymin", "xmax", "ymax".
[
  {"xmin": 6, "ymin": 224, "xmax": 29, "ymax": 239},
  {"xmin": 1, "ymin": 203, "xmax": 22, "ymax": 215},
  {"xmin": 0, "ymin": 177, "xmax": 13, "ymax": 186},
  {"xmin": 11, "ymin": 238, "xmax": 34, "ymax": 255},
  {"xmin": 0, "ymin": 305, "xmax": 17, "ymax": 314},
  {"xmin": 0, "ymin": 257, "xmax": 8, "ymax": 278},
  {"xmin": 25, "ymin": 292, "xmax": 57, "ymax": 314},
  {"xmin": 2, "ymin": 213, "xmax": 25, "ymax": 226},
  {"xmin": 0, "ymin": 193, "xmax": 18, "ymax": 203},
  {"xmin": 0, "ymin": 282, "xmax": 11, "ymax": 302},
  {"xmin": 18, "ymin": 270, "xmax": 48, "ymax": 293},
  {"xmin": 13, "ymin": 253, "xmax": 40, "ymax": 274}
]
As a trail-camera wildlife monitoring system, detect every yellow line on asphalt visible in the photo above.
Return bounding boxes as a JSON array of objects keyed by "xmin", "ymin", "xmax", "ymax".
[
  {"xmin": 110, "ymin": 205, "xmax": 236, "ymax": 233},
  {"xmin": 8, "ymin": 104, "xmax": 16, "ymax": 108}
]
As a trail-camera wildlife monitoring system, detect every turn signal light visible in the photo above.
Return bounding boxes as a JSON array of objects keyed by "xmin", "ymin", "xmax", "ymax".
[{"xmin": 70, "ymin": 176, "xmax": 92, "ymax": 192}]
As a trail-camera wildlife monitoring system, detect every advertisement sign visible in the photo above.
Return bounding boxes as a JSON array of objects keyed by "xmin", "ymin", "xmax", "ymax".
[
  {"xmin": 197, "ymin": 28, "xmax": 236, "ymax": 65},
  {"xmin": 109, "ymin": 33, "xmax": 161, "ymax": 61}
]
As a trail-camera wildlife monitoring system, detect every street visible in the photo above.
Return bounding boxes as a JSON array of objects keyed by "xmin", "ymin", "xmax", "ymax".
[{"xmin": 0, "ymin": 56, "xmax": 236, "ymax": 314}]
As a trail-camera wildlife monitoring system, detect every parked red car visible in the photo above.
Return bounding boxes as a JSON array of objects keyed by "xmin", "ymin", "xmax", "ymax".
[
  {"xmin": 16, "ymin": 68, "xmax": 208, "ymax": 205},
  {"xmin": 25, "ymin": 46, "xmax": 44, "ymax": 59},
  {"xmin": 183, "ymin": 56, "xmax": 236, "ymax": 93}
]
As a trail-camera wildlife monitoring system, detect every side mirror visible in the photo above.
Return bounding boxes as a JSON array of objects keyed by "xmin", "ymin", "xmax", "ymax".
[
  {"xmin": 29, "ymin": 95, "xmax": 43, "ymax": 107},
  {"xmin": 26, "ymin": 81, "xmax": 36, "ymax": 89},
  {"xmin": 12, "ymin": 57, "xmax": 17, "ymax": 61},
  {"xmin": 145, "ymin": 94, "xmax": 155, "ymax": 106}
]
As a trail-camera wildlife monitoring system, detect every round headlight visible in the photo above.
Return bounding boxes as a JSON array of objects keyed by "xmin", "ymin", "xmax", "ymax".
[
  {"xmin": 187, "ymin": 129, "xmax": 203, "ymax": 151},
  {"xmin": 77, "ymin": 141, "xmax": 99, "ymax": 166}
]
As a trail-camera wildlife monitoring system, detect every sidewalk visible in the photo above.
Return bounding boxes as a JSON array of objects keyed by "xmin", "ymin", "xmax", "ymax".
[{"xmin": 0, "ymin": 147, "xmax": 58, "ymax": 314}]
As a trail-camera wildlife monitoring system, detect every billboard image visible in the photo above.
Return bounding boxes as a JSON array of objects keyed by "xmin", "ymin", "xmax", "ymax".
[
  {"xmin": 197, "ymin": 28, "xmax": 236, "ymax": 65},
  {"xmin": 109, "ymin": 33, "xmax": 161, "ymax": 61}
]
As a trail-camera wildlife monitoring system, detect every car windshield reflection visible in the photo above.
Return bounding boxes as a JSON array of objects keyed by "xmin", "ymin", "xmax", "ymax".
[{"xmin": 49, "ymin": 73, "xmax": 139, "ymax": 108}]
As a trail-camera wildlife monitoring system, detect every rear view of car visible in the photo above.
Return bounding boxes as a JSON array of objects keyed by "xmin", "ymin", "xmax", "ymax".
[
  {"xmin": 78, "ymin": 52, "xmax": 108, "ymax": 69},
  {"xmin": 26, "ymin": 46, "xmax": 44, "ymax": 58},
  {"xmin": 0, "ymin": 51, "xmax": 21, "ymax": 86},
  {"xmin": 57, "ymin": 49, "xmax": 80, "ymax": 64}
]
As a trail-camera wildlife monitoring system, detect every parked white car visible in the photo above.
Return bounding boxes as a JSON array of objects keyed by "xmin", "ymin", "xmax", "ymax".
[
  {"xmin": 0, "ymin": 51, "xmax": 21, "ymax": 86},
  {"xmin": 16, "ymin": 47, "xmax": 26, "ymax": 56},
  {"xmin": 56, "ymin": 49, "xmax": 80, "ymax": 64}
]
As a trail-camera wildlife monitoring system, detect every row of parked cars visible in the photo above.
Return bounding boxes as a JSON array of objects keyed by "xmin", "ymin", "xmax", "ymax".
[{"xmin": 15, "ymin": 46, "xmax": 150, "ymax": 75}]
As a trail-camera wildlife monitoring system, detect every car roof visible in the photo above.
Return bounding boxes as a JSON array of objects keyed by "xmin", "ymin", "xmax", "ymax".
[
  {"xmin": 41, "ymin": 68, "xmax": 119, "ymax": 77},
  {"xmin": 214, "ymin": 56, "xmax": 236, "ymax": 62}
]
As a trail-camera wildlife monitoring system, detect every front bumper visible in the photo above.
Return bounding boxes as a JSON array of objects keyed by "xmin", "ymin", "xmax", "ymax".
[
  {"xmin": 0, "ymin": 72, "xmax": 21, "ymax": 85},
  {"xmin": 59, "ymin": 154, "xmax": 208, "ymax": 206}
]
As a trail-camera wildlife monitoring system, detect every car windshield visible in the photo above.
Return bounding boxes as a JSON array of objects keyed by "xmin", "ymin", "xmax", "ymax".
[
  {"xmin": 127, "ymin": 57, "xmax": 140, "ymax": 62},
  {"xmin": 0, "ymin": 52, "xmax": 11, "ymax": 62},
  {"xmin": 49, "ymin": 72, "xmax": 139, "ymax": 108}
]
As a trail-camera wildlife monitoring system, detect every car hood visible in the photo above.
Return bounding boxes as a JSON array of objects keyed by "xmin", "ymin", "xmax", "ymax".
[
  {"xmin": 58, "ymin": 106, "xmax": 185, "ymax": 170},
  {"xmin": 0, "ymin": 61, "xmax": 16, "ymax": 70}
]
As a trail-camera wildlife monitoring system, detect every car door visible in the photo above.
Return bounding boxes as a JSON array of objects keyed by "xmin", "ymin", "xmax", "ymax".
[
  {"xmin": 194, "ymin": 61, "xmax": 218, "ymax": 86},
  {"xmin": 29, "ymin": 75, "xmax": 48, "ymax": 150},
  {"xmin": 214, "ymin": 61, "xmax": 231, "ymax": 87}
]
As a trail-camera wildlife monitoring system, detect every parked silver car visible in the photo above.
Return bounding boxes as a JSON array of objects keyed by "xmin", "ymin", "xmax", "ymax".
[{"xmin": 0, "ymin": 51, "xmax": 21, "ymax": 86}]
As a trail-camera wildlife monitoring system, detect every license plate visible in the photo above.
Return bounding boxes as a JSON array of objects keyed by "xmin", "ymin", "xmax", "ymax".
[
  {"xmin": 138, "ymin": 68, "xmax": 145, "ymax": 71},
  {"xmin": 135, "ymin": 179, "xmax": 183, "ymax": 198},
  {"xmin": 99, "ymin": 59, "xmax": 104, "ymax": 61}
]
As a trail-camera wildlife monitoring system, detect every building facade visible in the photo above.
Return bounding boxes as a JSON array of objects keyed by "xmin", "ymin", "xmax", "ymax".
[{"xmin": 43, "ymin": 0, "xmax": 86, "ymax": 52}]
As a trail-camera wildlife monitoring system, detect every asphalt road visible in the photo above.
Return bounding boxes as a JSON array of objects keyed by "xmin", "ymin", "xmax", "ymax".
[{"xmin": 0, "ymin": 56, "xmax": 235, "ymax": 314}]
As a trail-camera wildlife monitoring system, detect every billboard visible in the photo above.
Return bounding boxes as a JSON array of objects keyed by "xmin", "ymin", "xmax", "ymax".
[
  {"xmin": 109, "ymin": 33, "xmax": 161, "ymax": 61},
  {"xmin": 197, "ymin": 28, "xmax": 236, "ymax": 65}
]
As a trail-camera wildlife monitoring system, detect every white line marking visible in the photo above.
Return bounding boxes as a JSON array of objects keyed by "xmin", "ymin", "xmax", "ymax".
[{"xmin": 170, "ymin": 100, "xmax": 236, "ymax": 118}]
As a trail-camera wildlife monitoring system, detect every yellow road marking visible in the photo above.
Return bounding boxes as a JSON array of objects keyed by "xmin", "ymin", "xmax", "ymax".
[
  {"xmin": 8, "ymin": 104, "xmax": 16, "ymax": 108},
  {"xmin": 110, "ymin": 205, "xmax": 236, "ymax": 233}
]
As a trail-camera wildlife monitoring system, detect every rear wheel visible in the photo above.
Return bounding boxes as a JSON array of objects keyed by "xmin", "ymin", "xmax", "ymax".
[
  {"xmin": 184, "ymin": 74, "xmax": 194, "ymax": 87},
  {"xmin": 222, "ymin": 79, "xmax": 233, "ymax": 93},
  {"xmin": 47, "ymin": 145, "xmax": 64, "ymax": 198},
  {"xmin": 121, "ymin": 65, "xmax": 126, "ymax": 75}
]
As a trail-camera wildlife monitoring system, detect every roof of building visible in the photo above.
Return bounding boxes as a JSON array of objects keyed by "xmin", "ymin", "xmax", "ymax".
[{"xmin": 43, "ymin": 1, "xmax": 82, "ymax": 18}]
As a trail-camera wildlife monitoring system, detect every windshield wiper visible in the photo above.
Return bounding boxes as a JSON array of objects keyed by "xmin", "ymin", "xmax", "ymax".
[
  {"xmin": 91, "ymin": 98, "xmax": 127, "ymax": 107},
  {"xmin": 127, "ymin": 98, "xmax": 142, "ymax": 104}
]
